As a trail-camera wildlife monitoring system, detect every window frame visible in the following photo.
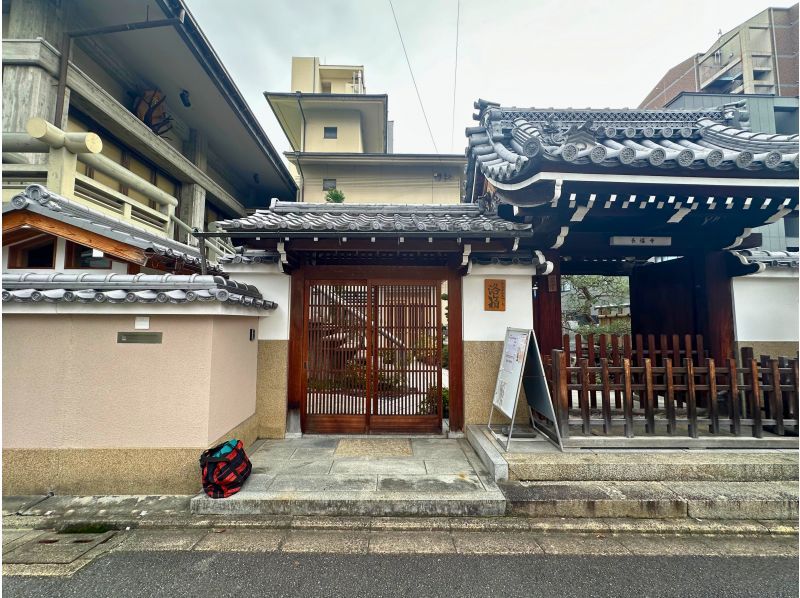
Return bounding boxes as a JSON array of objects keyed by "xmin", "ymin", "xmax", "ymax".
[
  {"xmin": 6, "ymin": 234, "xmax": 58, "ymax": 269},
  {"xmin": 64, "ymin": 241, "xmax": 114, "ymax": 270},
  {"xmin": 322, "ymin": 178, "xmax": 337, "ymax": 191},
  {"xmin": 323, "ymin": 126, "xmax": 338, "ymax": 140}
]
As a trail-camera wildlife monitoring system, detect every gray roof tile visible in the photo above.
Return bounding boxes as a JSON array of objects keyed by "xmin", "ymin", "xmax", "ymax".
[
  {"xmin": 465, "ymin": 100, "xmax": 799, "ymax": 193},
  {"xmin": 5, "ymin": 185, "xmax": 222, "ymax": 274},
  {"xmin": 213, "ymin": 201, "xmax": 531, "ymax": 237},
  {"xmin": 2, "ymin": 272, "xmax": 276, "ymax": 310}
]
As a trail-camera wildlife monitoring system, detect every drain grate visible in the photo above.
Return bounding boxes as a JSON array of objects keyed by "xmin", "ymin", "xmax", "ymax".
[{"xmin": 4, "ymin": 531, "xmax": 116, "ymax": 564}]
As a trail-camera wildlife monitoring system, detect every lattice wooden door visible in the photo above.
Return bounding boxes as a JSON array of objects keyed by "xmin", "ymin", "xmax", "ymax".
[{"xmin": 302, "ymin": 280, "xmax": 442, "ymax": 433}]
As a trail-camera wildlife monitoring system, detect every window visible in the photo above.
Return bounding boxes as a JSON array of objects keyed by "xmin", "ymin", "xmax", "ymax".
[
  {"xmin": 323, "ymin": 126, "xmax": 338, "ymax": 139},
  {"xmin": 322, "ymin": 179, "xmax": 337, "ymax": 191},
  {"xmin": 65, "ymin": 242, "xmax": 113, "ymax": 269},
  {"xmin": 7, "ymin": 235, "xmax": 57, "ymax": 269}
]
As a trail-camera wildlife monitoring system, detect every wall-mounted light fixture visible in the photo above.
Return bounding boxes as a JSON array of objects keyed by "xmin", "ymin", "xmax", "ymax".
[{"xmin": 179, "ymin": 89, "xmax": 191, "ymax": 107}]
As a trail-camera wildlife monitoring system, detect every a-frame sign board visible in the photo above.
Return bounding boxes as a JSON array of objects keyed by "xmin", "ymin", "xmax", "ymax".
[{"xmin": 487, "ymin": 327, "xmax": 563, "ymax": 452}]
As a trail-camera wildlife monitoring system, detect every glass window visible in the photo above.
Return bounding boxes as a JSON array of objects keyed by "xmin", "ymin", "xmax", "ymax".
[
  {"xmin": 65, "ymin": 242, "xmax": 113, "ymax": 269},
  {"xmin": 322, "ymin": 179, "xmax": 337, "ymax": 191},
  {"xmin": 323, "ymin": 126, "xmax": 338, "ymax": 139},
  {"xmin": 7, "ymin": 235, "xmax": 57, "ymax": 269}
]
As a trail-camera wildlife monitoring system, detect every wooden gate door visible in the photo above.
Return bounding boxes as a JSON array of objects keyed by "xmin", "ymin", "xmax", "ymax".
[{"xmin": 302, "ymin": 280, "xmax": 443, "ymax": 434}]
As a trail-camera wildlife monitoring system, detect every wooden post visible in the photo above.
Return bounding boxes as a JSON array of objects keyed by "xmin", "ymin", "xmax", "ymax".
[
  {"xmin": 708, "ymin": 358, "xmax": 719, "ymax": 435},
  {"xmin": 623, "ymin": 358, "xmax": 634, "ymax": 438},
  {"xmin": 601, "ymin": 357, "xmax": 611, "ymax": 434},
  {"xmin": 552, "ymin": 350, "xmax": 569, "ymax": 439},
  {"xmin": 693, "ymin": 252, "xmax": 735, "ymax": 364},
  {"xmin": 579, "ymin": 358, "xmax": 591, "ymax": 435},
  {"xmin": 533, "ymin": 253, "xmax": 562, "ymax": 360},
  {"xmin": 749, "ymin": 358, "xmax": 763, "ymax": 439},
  {"xmin": 665, "ymin": 359, "xmax": 676, "ymax": 435},
  {"xmin": 611, "ymin": 335, "xmax": 621, "ymax": 408},
  {"xmin": 587, "ymin": 335, "xmax": 597, "ymax": 409},
  {"xmin": 728, "ymin": 358, "xmax": 741, "ymax": 436},
  {"xmin": 686, "ymin": 359, "xmax": 698, "ymax": 438},
  {"xmin": 770, "ymin": 359, "xmax": 784, "ymax": 435},
  {"xmin": 644, "ymin": 358, "xmax": 655, "ymax": 434}
]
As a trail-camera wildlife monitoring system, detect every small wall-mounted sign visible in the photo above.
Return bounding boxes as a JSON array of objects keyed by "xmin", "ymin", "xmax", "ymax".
[
  {"xmin": 610, "ymin": 236, "xmax": 672, "ymax": 246},
  {"xmin": 117, "ymin": 332, "xmax": 162, "ymax": 344},
  {"xmin": 484, "ymin": 279, "xmax": 506, "ymax": 311}
]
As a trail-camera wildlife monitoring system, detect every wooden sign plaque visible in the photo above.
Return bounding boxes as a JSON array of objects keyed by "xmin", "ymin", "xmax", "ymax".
[{"xmin": 484, "ymin": 279, "xmax": 506, "ymax": 311}]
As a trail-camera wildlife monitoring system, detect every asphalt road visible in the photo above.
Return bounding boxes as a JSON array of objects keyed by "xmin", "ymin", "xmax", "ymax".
[{"xmin": 4, "ymin": 552, "xmax": 798, "ymax": 598}]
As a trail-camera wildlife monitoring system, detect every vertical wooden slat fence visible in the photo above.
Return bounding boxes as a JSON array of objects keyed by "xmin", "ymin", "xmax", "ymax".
[{"xmin": 547, "ymin": 344, "xmax": 799, "ymax": 439}]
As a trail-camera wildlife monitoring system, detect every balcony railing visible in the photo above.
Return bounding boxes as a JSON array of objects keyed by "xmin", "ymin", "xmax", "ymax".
[{"xmin": 2, "ymin": 119, "xmax": 232, "ymax": 260}]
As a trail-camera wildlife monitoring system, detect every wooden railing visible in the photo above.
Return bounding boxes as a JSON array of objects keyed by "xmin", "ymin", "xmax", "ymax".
[
  {"xmin": 548, "ymin": 346, "xmax": 799, "ymax": 439},
  {"xmin": 566, "ymin": 333, "xmax": 707, "ymax": 369}
]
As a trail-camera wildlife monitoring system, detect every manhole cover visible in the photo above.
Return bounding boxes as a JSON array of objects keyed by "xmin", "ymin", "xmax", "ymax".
[{"xmin": 4, "ymin": 531, "xmax": 115, "ymax": 564}]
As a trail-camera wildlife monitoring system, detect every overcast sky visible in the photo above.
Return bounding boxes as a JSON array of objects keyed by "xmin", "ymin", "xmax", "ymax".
[{"xmin": 185, "ymin": 0, "xmax": 796, "ymax": 159}]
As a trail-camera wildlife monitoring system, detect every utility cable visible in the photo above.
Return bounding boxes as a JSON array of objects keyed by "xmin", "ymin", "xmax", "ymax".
[
  {"xmin": 450, "ymin": 0, "xmax": 460, "ymax": 153},
  {"xmin": 387, "ymin": 0, "xmax": 439, "ymax": 154}
]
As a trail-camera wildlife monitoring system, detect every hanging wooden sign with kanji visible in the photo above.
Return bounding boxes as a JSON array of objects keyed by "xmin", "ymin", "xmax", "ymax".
[{"xmin": 484, "ymin": 279, "xmax": 506, "ymax": 311}]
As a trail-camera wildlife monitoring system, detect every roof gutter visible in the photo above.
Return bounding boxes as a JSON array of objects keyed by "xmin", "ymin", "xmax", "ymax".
[{"xmin": 295, "ymin": 93, "xmax": 307, "ymax": 202}]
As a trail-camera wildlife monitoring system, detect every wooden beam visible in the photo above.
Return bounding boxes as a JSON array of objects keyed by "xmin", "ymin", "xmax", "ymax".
[
  {"xmin": 533, "ymin": 251, "xmax": 563, "ymax": 357},
  {"xmin": 286, "ymin": 238, "xmax": 512, "ymax": 253},
  {"xmin": 3, "ymin": 210, "xmax": 147, "ymax": 265}
]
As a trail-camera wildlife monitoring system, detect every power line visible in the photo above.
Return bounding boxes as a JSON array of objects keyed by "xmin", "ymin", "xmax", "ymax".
[
  {"xmin": 450, "ymin": 0, "xmax": 460, "ymax": 153},
  {"xmin": 387, "ymin": 0, "xmax": 439, "ymax": 154}
]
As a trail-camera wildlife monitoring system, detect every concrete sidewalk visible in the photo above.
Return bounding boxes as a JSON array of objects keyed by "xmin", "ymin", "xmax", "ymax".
[{"xmin": 191, "ymin": 437, "xmax": 507, "ymax": 517}]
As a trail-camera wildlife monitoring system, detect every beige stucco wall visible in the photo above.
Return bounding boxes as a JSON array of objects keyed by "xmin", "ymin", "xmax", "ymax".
[
  {"xmin": 298, "ymin": 162, "xmax": 463, "ymax": 204},
  {"xmin": 3, "ymin": 314, "xmax": 213, "ymax": 449},
  {"xmin": 303, "ymin": 109, "xmax": 364, "ymax": 153},
  {"xmin": 207, "ymin": 317, "xmax": 259, "ymax": 444},
  {"xmin": 2, "ymin": 313, "xmax": 260, "ymax": 495},
  {"xmin": 464, "ymin": 341, "xmax": 529, "ymax": 426},
  {"xmin": 256, "ymin": 340, "xmax": 289, "ymax": 438},
  {"xmin": 291, "ymin": 57, "xmax": 320, "ymax": 93}
]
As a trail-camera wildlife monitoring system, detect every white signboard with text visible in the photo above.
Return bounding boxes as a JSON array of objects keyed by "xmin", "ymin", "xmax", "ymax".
[{"xmin": 491, "ymin": 328, "xmax": 531, "ymax": 419}]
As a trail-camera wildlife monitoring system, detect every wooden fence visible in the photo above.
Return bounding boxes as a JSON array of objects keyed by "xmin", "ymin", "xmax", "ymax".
[
  {"xmin": 547, "ymin": 345, "xmax": 799, "ymax": 439},
  {"xmin": 566, "ymin": 333, "xmax": 707, "ymax": 369}
]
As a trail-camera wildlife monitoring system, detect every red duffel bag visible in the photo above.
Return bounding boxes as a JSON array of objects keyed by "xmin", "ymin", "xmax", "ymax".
[{"xmin": 199, "ymin": 439, "xmax": 252, "ymax": 498}]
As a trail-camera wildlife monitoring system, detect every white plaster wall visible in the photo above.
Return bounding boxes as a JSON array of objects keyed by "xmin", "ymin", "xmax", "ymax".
[
  {"xmin": 732, "ymin": 270, "xmax": 799, "ymax": 342},
  {"xmin": 221, "ymin": 262, "xmax": 292, "ymax": 340},
  {"xmin": 462, "ymin": 264, "xmax": 535, "ymax": 341}
]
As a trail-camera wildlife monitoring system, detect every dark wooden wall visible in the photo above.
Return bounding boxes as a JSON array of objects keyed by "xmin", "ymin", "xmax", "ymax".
[{"xmin": 630, "ymin": 252, "xmax": 734, "ymax": 363}]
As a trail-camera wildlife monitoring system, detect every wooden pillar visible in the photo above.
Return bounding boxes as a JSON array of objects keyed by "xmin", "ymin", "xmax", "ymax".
[
  {"xmin": 533, "ymin": 251, "xmax": 563, "ymax": 357},
  {"xmin": 178, "ymin": 129, "xmax": 208, "ymax": 245},
  {"xmin": 692, "ymin": 251, "xmax": 735, "ymax": 364}
]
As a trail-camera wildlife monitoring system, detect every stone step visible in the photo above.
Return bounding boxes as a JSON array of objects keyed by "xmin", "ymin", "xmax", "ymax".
[
  {"xmin": 506, "ymin": 452, "xmax": 799, "ymax": 482},
  {"xmin": 502, "ymin": 480, "xmax": 800, "ymax": 520},
  {"xmin": 191, "ymin": 492, "xmax": 507, "ymax": 518}
]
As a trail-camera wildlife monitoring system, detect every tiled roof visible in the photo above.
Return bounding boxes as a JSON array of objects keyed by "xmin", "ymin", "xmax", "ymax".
[
  {"xmin": 733, "ymin": 249, "xmax": 799, "ymax": 270},
  {"xmin": 218, "ymin": 250, "xmax": 280, "ymax": 264},
  {"xmin": 5, "ymin": 185, "xmax": 223, "ymax": 274},
  {"xmin": 466, "ymin": 99, "xmax": 799, "ymax": 187},
  {"xmin": 1, "ymin": 272, "xmax": 276, "ymax": 309},
  {"xmin": 213, "ymin": 201, "xmax": 531, "ymax": 237}
]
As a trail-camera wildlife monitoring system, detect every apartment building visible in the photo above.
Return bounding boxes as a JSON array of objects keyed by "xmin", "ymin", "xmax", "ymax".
[{"xmin": 266, "ymin": 57, "xmax": 465, "ymax": 205}]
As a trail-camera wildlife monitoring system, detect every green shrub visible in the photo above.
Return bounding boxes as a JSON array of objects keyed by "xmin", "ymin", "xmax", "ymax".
[
  {"xmin": 419, "ymin": 385, "xmax": 449, "ymax": 418},
  {"xmin": 325, "ymin": 188, "xmax": 345, "ymax": 203}
]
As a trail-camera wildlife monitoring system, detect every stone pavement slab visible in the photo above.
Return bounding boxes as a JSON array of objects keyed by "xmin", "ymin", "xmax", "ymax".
[
  {"xmin": 113, "ymin": 530, "xmax": 206, "ymax": 552},
  {"xmin": 4, "ymin": 531, "xmax": 115, "ymax": 564},
  {"xmin": 192, "ymin": 530, "xmax": 285, "ymax": 552},
  {"xmin": 269, "ymin": 474, "xmax": 378, "ymax": 492},
  {"xmin": 453, "ymin": 531, "xmax": 544, "ymax": 554},
  {"xmin": 281, "ymin": 530, "xmax": 369, "ymax": 554},
  {"xmin": 329, "ymin": 458, "xmax": 427, "ymax": 475},
  {"xmin": 368, "ymin": 531, "xmax": 456, "ymax": 554},
  {"xmin": 335, "ymin": 439, "xmax": 412, "ymax": 457},
  {"xmin": 377, "ymin": 473, "xmax": 484, "ymax": 493}
]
